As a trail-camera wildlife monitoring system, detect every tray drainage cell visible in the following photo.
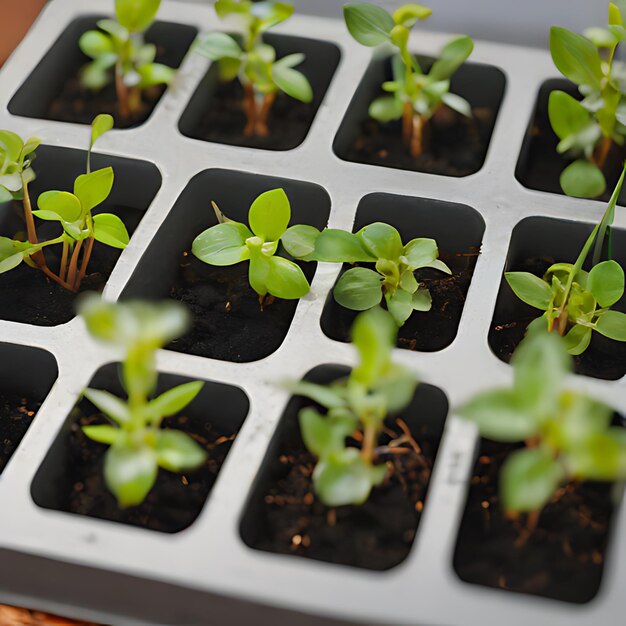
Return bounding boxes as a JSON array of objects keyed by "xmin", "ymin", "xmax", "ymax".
[
  {"xmin": 0, "ymin": 344, "xmax": 58, "ymax": 476},
  {"xmin": 120, "ymin": 168, "xmax": 331, "ymax": 363},
  {"xmin": 453, "ymin": 422, "xmax": 625, "ymax": 603},
  {"xmin": 333, "ymin": 54, "xmax": 506, "ymax": 176},
  {"xmin": 320, "ymin": 193, "xmax": 485, "ymax": 352},
  {"xmin": 240, "ymin": 364, "xmax": 449, "ymax": 571},
  {"xmin": 8, "ymin": 16, "xmax": 198, "ymax": 129},
  {"xmin": 31, "ymin": 364, "xmax": 249, "ymax": 533},
  {"xmin": 178, "ymin": 33, "xmax": 341, "ymax": 151},
  {"xmin": 488, "ymin": 216, "xmax": 626, "ymax": 380},
  {"xmin": 515, "ymin": 78, "xmax": 626, "ymax": 204},
  {"xmin": 0, "ymin": 145, "xmax": 161, "ymax": 326}
]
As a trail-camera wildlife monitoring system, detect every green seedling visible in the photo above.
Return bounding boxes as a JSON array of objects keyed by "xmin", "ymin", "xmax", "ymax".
[
  {"xmin": 0, "ymin": 114, "xmax": 130, "ymax": 292},
  {"xmin": 308, "ymin": 222, "xmax": 450, "ymax": 326},
  {"xmin": 79, "ymin": 0, "xmax": 174, "ymax": 119},
  {"xmin": 290, "ymin": 307, "xmax": 418, "ymax": 506},
  {"xmin": 459, "ymin": 325, "xmax": 626, "ymax": 518},
  {"xmin": 549, "ymin": 1, "xmax": 626, "ymax": 198},
  {"xmin": 192, "ymin": 187, "xmax": 314, "ymax": 304},
  {"xmin": 505, "ymin": 168, "xmax": 626, "ymax": 355},
  {"xmin": 79, "ymin": 295, "xmax": 207, "ymax": 508},
  {"xmin": 195, "ymin": 0, "xmax": 313, "ymax": 137},
  {"xmin": 344, "ymin": 2, "xmax": 473, "ymax": 157}
]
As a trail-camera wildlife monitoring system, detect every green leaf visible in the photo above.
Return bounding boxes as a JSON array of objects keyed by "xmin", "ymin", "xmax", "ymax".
[
  {"xmin": 291, "ymin": 381, "xmax": 347, "ymax": 410},
  {"xmin": 0, "ymin": 252, "xmax": 23, "ymax": 273},
  {"xmin": 146, "ymin": 381, "xmax": 204, "ymax": 422},
  {"xmin": 459, "ymin": 389, "xmax": 539, "ymax": 442},
  {"xmin": 550, "ymin": 26, "xmax": 603, "ymax": 90},
  {"xmin": 97, "ymin": 18, "xmax": 130, "ymax": 42},
  {"xmin": 82, "ymin": 424, "xmax": 120, "ymax": 445},
  {"xmin": 567, "ymin": 431, "xmax": 626, "ymax": 480},
  {"xmin": 74, "ymin": 167, "xmax": 114, "ymax": 212},
  {"xmin": 215, "ymin": 0, "xmax": 252, "ymax": 18},
  {"xmin": 368, "ymin": 95, "xmax": 403, "ymax": 122},
  {"xmin": 412, "ymin": 287, "xmax": 432, "ymax": 311},
  {"xmin": 311, "ymin": 229, "xmax": 375, "ymax": 263},
  {"xmin": 249, "ymin": 188, "xmax": 291, "ymax": 241},
  {"xmin": 505, "ymin": 272, "xmax": 553, "ymax": 310},
  {"xmin": 195, "ymin": 32, "xmax": 243, "ymax": 61},
  {"xmin": 595, "ymin": 310, "xmax": 626, "ymax": 340},
  {"xmin": 79, "ymin": 30, "xmax": 115, "ymax": 59},
  {"xmin": 583, "ymin": 26, "xmax": 618, "ymax": 48},
  {"xmin": 351, "ymin": 306, "xmax": 396, "ymax": 386},
  {"xmin": 299, "ymin": 407, "xmax": 356, "ymax": 457},
  {"xmin": 563, "ymin": 323, "xmax": 592, "ymax": 355},
  {"xmin": 104, "ymin": 442, "xmax": 158, "ymax": 507},
  {"xmin": 560, "ymin": 159, "xmax": 606, "ymax": 198},
  {"xmin": 441, "ymin": 92, "xmax": 472, "ymax": 117},
  {"xmin": 610, "ymin": 2, "xmax": 623, "ymax": 26},
  {"xmin": 385, "ymin": 288, "xmax": 413, "ymax": 326},
  {"xmin": 0, "ymin": 130, "xmax": 24, "ymax": 161},
  {"xmin": 36, "ymin": 191, "xmax": 82, "ymax": 222},
  {"xmin": 272, "ymin": 60, "xmax": 313, "ymax": 103},
  {"xmin": 81, "ymin": 60, "xmax": 113, "ymax": 90},
  {"xmin": 83, "ymin": 388, "xmax": 131, "ymax": 424},
  {"xmin": 91, "ymin": 114, "xmax": 114, "ymax": 150},
  {"xmin": 115, "ymin": 0, "xmax": 161, "ymax": 33},
  {"xmin": 313, "ymin": 448, "xmax": 387, "ymax": 506},
  {"xmin": 429, "ymin": 35, "xmax": 473, "ymax": 81},
  {"xmin": 138, "ymin": 63, "xmax": 175, "ymax": 88},
  {"xmin": 357, "ymin": 223, "xmax": 403, "ymax": 260},
  {"xmin": 264, "ymin": 255, "xmax": 310, "ymax": 299},
  {"xmin": 588, "ymin": 260, "xmax": 624, "ymax": 307},
  {"xmin": 93, "ymin": 213, "xmax": 130, "ymax": 249},
  {"xmin": 281, "ymin": 224, "xmax": 320, "ymax": 259},
  {"xmin": 392, "ymin": 3, "xmax": 432, "ymax": 27},
  {"xmin": 343, "ymin": 3, "xmax": 395, "ymax": 47},
  {"xmin": 252, "ymin": 2, "xmax": 294, "ymax": 31},
  {"xmin": 155, "ymin": 430, "xmax": 207, "ymax": 472},
  {"xmin": 192, "ymin": 222, "xmax": 252, "ymax": 266},
  {"xmin": 548, "ymin": 90, "xmax": 593, "ymax": 140},
  {"xmin": 501, "ymin": 447, "xmax": 565, "ymax": 513},
  {"xmin": 334, "ymin": 267, "xmax": 382, "ymax": 311},
  {"xmin": 403, "ymin": 237, "xmax": 438, "ymax": 268}
]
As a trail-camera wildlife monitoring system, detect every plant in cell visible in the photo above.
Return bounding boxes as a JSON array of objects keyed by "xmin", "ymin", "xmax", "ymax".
[
  {"xmin": 195, "ymin": 0, "xmax": 313, "ymax": 137},
  {"xmin": 78, "ymin": 295, "xmax": 207, "ymax": 508},
  {"xmin": 344, "ymin": 3, "xmax": 474, "ymax": 157},
  {"xmin": 192, "ymin": 187, "xmax": 315, "ymax": 304},
  {"xmin": 505, "ymin": 168, "xmax": 626, "ymax": 355},
  {"xmin": 290, "ymin": 307, "xmax": 418, "ymax": 506},
  {"xmin": 307, "ymin": 222, "xmax": 450, "ymax": 326},
  {"xmin": 79, "ymin": 0, "xmax": 174, "ymax": 119},
  {"xmin": 548, "ymin": 1, "xmax": 626, "ymax": 198},
  {"xmin": 459, "ymin": 325, "xmax": 626, "ymax": 518},
  {"xmin": 0, "ymin": 114, "xmax": 130, "ymax": 292}
]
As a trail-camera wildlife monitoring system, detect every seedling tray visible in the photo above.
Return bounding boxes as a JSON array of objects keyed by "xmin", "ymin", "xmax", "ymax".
[{"xmin": 0, "ymin": 1, "xmax": 625, "ymax": 624}]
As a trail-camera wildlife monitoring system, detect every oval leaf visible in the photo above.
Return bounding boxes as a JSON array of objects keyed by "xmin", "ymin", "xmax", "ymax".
[
  {"xmin": 155, "ymin": 430, "xmax": 207, "ymax": 472},
  {"xmin": 595, "ymin": 310, "xmax": 626, "ymax": 340},
  {"xmin": 192, "ymin": 222, "xmax": 252, "ymax": 266},
  {"xmin": 505, "ymin": 271, "xmax": 553, "ymax": 310},
  {"xmin": 344, "ymin": 3, "xmax": 395, "ymax": 46},
  {"xmin": 334, "ymin": 267, "xmax": 383, "ymax": 311},
  {"xmin": 265, "ymin": 255, "xmax": 310, "ymax": 299},
  {"xmin": 588, "ymin": 260, "xmax": 625, "ymax": 307},
  {"xmin": 249, "ymin": 188, "xmax": 291, "ymax": 241},
  {"xmin": 104, "ymin": 443, "xmax": 158, "ymax": 507},
  {"xmin": 560, "ymin": 159, "xmax": 606, "ymax": 198}
]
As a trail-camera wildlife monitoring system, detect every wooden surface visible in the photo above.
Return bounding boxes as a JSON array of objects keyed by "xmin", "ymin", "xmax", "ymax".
[
  {"xmin": 0, "ymin": 605, "xmax": 101, "ymax": 625},
  {"xmin": 0, "ymin": 0, "xmax": 48, "ymax": 65}
]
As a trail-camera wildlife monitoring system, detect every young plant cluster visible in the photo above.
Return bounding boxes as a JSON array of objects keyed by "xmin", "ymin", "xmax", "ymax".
[
  {"xmin": 0, "ymin": 115, "xmax": 130, "ymax": 292},
  {"xmin": 460, "ymin": 325, "xmax": 626, "ymax": 516},
  {"xmin": 191, "ymin": 187, "xmax": 449, "ymax": 327},
  {"xmin": 80, "ymin": 0, "xmax": 174, "ymax": 119},
  {"xmin": 506, "ymin": 169, "xmax": 626, "ymax": 355},
  {"xmin": 549, "ymin": 1, "xmax": 626, "ymax": 197},
  {"xmin": 195, "ymin": 1, "xmax": 313, "ymax": 137},
  {"xmin": 79, "ymin": 296, "xmax": 207, "ymax": 507},
  {"xmin": 291, "ymin": 307, "xmax": 418, "ymax": 506},
  {"xmin": 344, "ymin": 2, "xmax": 474, "ymax": 157}
]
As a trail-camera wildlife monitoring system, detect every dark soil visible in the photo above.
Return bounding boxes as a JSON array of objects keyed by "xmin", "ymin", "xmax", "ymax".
[
  {"xmin": 489, "ymin": 255, "xmax": 626, "ymax": 380},
  {"xmin": 245, "ymin": 412, "xmax": 443, "ymax": 570},
  {"xmin": 518, "ymin": 81, "xmax": 625, "ymax": 202},
  {"xmin": 185, "ymin": 79, "xmax": 314, "ymax": 150},
  {"xmin": 0, "ymin": 393, "xmax": 42, "ymax": 475},
  {"xmin": 454, "ymin": 438, "xmax": 622, "ymax": 603},
  {"xmin": 59, "ymin": 410, "xmax": 237, "ymax": 533},
  {"xmin": 0, "ymin": 204, "xmax": 143, "ymax": 326},
  {"xmin": 168, "ymin": 252, "xmax": 309, "ymax": 362},
  {"xmin": 322, "ymin": 248, "xmax": 479, "ymax": 351},
  {"xmin": 45, "ymin": 78, "xmax": 164, "ymax": 129},
  {"xmin": 344, "ymin": 106, "xmax": 495, "ymax": 176}
]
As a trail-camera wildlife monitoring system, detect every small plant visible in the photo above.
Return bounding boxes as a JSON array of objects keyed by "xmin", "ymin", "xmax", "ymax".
[
  {"xmin": 0, "ymin": 115, "xmax": 130, "ymax": 292},
  {"xmin": 308, "ymin": 223, "xmax": 450, "ymax": 326},
  {"xmin": 79, "ymin": 0, "xmax": 174, "ymax": 119},
  {"xmin": 195, "ymin": 1, "xmax": 313, "ymax": 137},
  {"xmin": 344, "ymin": 3, "xmax": 474, "ymax": 157},
  {"xmin": 505, "ymin": 168, "xmax": 626, "ymax": 355},
  {"xmin": 291, "ymin": 307, "xmax": 418, "ymax": 506},
  {"xmin": 192, "ymin": 187, "xmax": 315, "ymax": 304},
  {"xmin": 79, "ymin": 295, "xmax": 207, "ymax": 508},
  {"xmin": 459, "ymin": 325, "xmax": 626, "ymax": 517},
  {"xmin": 548, "ymin": 1, "xmax": 626, "ymax": 197}
]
